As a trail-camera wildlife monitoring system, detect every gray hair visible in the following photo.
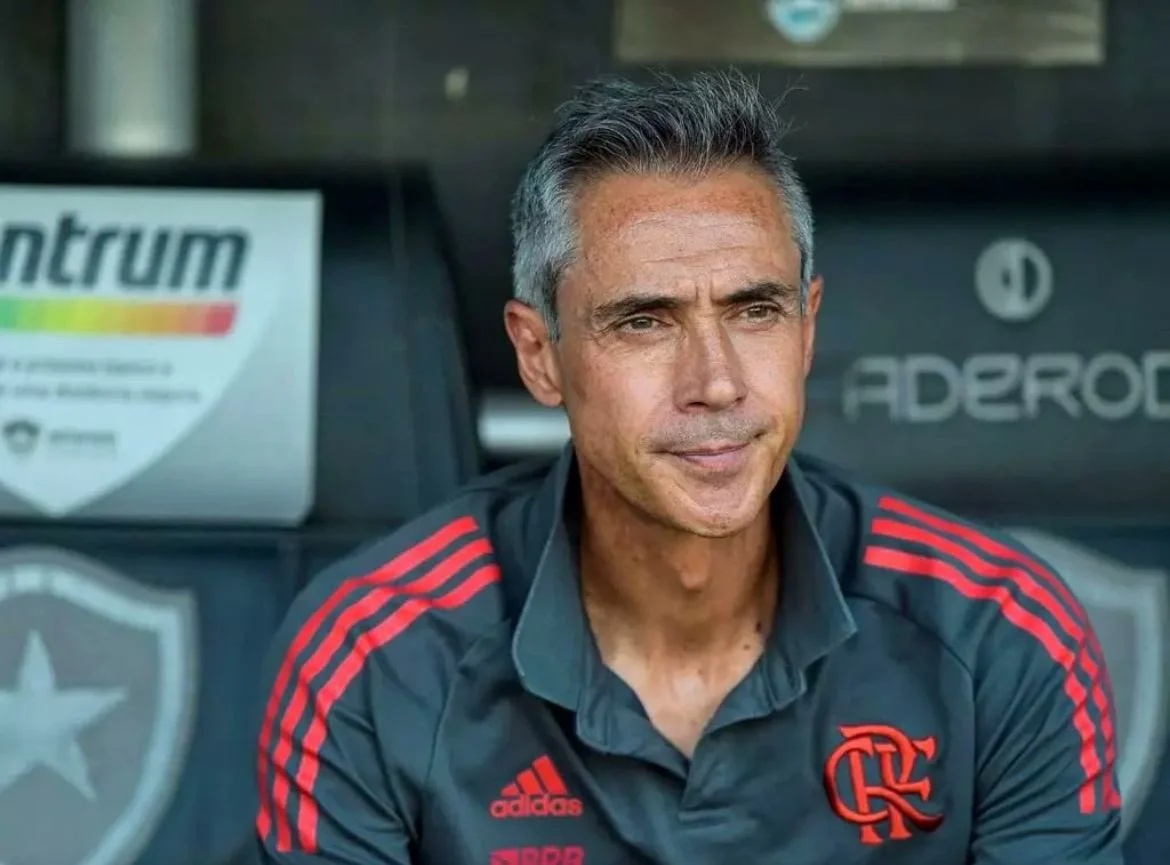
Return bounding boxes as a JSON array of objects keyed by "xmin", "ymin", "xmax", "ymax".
[{"xmin": 510, "ymin": 70, "xmax": 814, "ymax": 340}]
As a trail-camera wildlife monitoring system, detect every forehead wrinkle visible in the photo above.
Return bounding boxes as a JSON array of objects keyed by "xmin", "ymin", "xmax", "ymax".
[
  {"xmin": 565, "ymin": 170, "xmax": 802, "ymax": 316},
  {"xmin": 617, "ymin": 210, "xmax": 789, "ymax": 260},
  {"xmin": 575, "ymin": 168, "xmax": 788, "ymax": 232}
]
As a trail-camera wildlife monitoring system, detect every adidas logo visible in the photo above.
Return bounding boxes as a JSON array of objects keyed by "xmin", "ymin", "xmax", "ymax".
[{"xmin": 489, "ymin": 755, "xmax": 583, "ymax": 819}]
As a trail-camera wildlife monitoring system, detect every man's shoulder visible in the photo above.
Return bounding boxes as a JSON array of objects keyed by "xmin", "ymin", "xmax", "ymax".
[
  {"xmin": 293, "ymin": 500, "xmax": 499, "ymax": 636},
  {"xmin": 255, "ymin": 465, "xmax": 560, "ymax": 856},
  {"xmin": 798, "ymin": 454, "xmax": 1091, "ymax": 671},
  {"xmin": 267, "ymin": 458, "xmax": 554, "ymax": 701}
]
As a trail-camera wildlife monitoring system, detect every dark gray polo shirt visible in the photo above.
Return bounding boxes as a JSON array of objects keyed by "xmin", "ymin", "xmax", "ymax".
[{"xmin": 257, "ymin": 446, "xmax": 1122, "ymax": 864}]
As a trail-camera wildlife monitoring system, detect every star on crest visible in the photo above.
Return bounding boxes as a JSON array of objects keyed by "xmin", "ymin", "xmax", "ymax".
[{"xmin": 0, "ymin": 630, "xmax": 126, "ymax": 799}]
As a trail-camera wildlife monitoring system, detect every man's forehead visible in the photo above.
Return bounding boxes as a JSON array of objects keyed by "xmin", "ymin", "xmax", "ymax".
[
  {"xmin": 575, "ymin": 169, "xmax": 791, "ymax": 240},
  {"xmin": 563, "ymin": 175, "xmax": 800, "ymax": 301},
  {"xmin": 615, "ymin": 212, "xmax": 786, "ymax": 263}
]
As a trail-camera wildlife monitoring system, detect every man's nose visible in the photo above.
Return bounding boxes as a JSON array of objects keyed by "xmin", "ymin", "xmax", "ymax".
[{"xmin": 674, "ymin": 323, "xmax": 747, "ymax": 412}]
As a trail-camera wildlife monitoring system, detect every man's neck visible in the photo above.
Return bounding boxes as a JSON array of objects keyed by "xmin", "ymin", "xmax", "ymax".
[{"xmin": 576, "ymin": 477, "xmax": 778, "ymax": 662}]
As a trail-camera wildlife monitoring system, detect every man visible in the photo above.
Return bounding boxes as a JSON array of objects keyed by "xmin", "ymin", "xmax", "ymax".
[{"xmin": 256, "ymin": 71, "xmax": 1123, "ymax": 864}]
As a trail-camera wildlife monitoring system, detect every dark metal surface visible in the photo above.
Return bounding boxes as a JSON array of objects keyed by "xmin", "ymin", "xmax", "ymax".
[{"xmin": 0, "ymin": 1, "xmax": 62, "ymax": 155}]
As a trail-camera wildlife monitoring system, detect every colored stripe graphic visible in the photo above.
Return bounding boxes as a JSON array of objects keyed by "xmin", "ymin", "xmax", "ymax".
[
  {"xmin": 255, "ymin": 516, "xmax": 480, "ymax": 841},
  {"xmin": 0, "ymin": 296, "xmax": 236, "ymax": 336},
  {"xmin": 867, "ymin": 498, "xmax": 1116, "ymax": 814},
  {"xmin": 291, "ymin": 563, "xmax": 500, "ymax": 851},
  {"xmin": 863, "ymin": 545, "xmax": 1101, "ymax": 811},
  {"xmin": 877, "ymin": 496, "xmax": 1120, "ymax": 811},
  {"xmin": 261, "ymin": 519, "xmax": 499, "ymax": 853}
]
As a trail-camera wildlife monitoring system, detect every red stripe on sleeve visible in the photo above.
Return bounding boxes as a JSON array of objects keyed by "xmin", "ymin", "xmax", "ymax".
[
  {"xmin": 255, "ymin": 516, "xmax": 479, "ymax": 841},
  {"xmin": 1090, "ymin": 638, "xmax": 1122, "ymax": 809},
  {"xmin": 293, "ymin": 563, "xmax": 501, "ymax": 852},
  {"xmin": 871, "ymin": 515, "xmax": 1111, "ymax": 801},
  {"xmin": 877, "ymin": 496, "xmax": 1119, "ymax": 809},
  {"xmin": 271, "ymin": 537, "xmax": 493, "ymax": 851},
  {"xmin": 864, "ymin": 545, "xmax": 1100, "ymax": 814}
]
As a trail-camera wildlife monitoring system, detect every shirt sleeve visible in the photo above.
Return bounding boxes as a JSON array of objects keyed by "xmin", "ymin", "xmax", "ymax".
[
  {"xmin": 256, "ymin": 650, "xmax": 421, "ymax": 865},
  {"xmin": 969, "ymin": 615, "xmax": 1124, "ymax": 864},
  {"xmin": 254, "ymin": 509, "xmax": 496, "ymax": 865}
]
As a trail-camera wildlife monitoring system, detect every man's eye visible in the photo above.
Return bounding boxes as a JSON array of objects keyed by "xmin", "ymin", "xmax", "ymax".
[
  {"xmin": 742, "ymin": 303, "xmax": 781, "ymax": 321},
  {"xmin": 619, "ymin": 316, "xmax": 660, "ymax": 332}
]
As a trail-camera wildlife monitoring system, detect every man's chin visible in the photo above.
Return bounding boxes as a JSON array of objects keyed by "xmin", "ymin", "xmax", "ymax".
[
  {"xmin": 666, "ymin": 505, "xmax": 761, "ymax": 538},
  {"xmin": 655, "ymin": 484, "xmax": 768, "ymax": 538},
  {"xmin": 636, "ymin": 447, "xmax": 778, "ymax": 535}
]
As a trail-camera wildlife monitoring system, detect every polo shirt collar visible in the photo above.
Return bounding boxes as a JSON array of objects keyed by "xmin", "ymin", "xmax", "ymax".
[{"xmin": 511, "ymin": 444, "xmax": 856, "ymax": 714}]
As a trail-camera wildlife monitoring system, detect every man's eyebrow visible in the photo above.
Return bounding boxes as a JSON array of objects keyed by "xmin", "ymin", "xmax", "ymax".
[
  {"xmin": 590, "ymin": 280, "xmax": 800, "ymax": 326},
  {"xmin": 590, "ymin": 293, "xmax": 682, "ymax": 325},
  {"xmin": 724, "ymin": 280, "xmax": 800, "ymax": 306}
]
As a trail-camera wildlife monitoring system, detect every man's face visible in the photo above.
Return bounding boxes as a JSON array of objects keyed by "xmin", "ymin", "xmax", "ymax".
[{"xmin": 505, "ymin": 167, "xmax": 821, "ymax": 537}]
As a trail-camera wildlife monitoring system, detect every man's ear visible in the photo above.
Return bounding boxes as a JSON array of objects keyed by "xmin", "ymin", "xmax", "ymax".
[
  {"xmin": 503, "ymin": 299, "xmax": 564, "ymax": 407},
  {"xmin": 802, "ymin": 275, "xmax": 823, "ymax": 375}
]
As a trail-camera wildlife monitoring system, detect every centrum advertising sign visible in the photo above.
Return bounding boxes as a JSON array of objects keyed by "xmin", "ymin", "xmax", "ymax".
[
  {"xmin": 0, "ymin": 186, "xmax": 321, "ymax": 523},
  {"xmin": 798, "ymin": 206, "xmax": 1170, "ymax": 520}
]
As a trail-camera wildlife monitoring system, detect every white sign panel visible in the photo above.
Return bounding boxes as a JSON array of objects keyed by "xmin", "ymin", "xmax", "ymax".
[{"xmin": 0, "ymin": 186, "xmax": 320, "ymax": 522}]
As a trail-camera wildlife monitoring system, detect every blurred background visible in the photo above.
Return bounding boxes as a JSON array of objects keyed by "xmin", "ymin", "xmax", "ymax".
[{"xmin": 0, "ymin": 1, "xmax": 1167, "ymax": 863}]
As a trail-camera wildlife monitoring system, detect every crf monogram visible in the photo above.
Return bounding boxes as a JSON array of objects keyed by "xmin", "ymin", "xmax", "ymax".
[{"xmin": 823, "ymin": 723, "xmax": 945, "ymax": 845}]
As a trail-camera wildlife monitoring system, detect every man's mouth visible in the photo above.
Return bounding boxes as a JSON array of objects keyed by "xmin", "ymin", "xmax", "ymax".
[{"xmin": 666, "ymin": 441, "xmax": 752, "ymax": 471}]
